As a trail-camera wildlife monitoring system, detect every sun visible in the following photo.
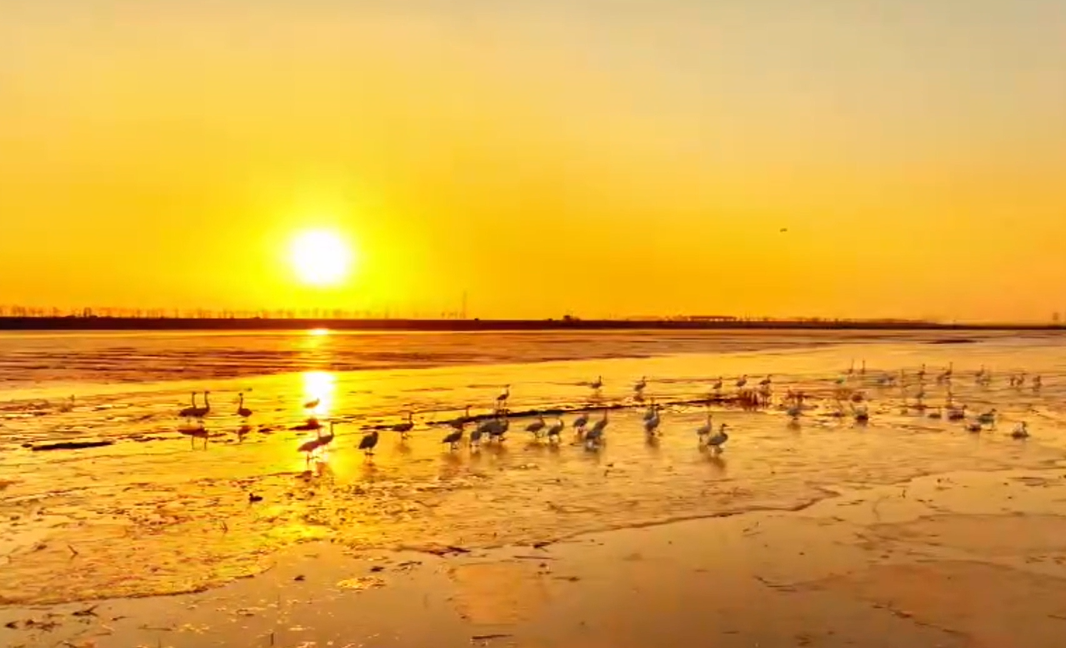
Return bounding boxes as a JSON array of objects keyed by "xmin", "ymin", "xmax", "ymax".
[{"xmin": 290, "ymin": 230, "xmax": 354, "ymax": 286}]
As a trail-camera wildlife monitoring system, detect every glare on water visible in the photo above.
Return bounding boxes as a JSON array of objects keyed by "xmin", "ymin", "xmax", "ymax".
[{"xmin": 0, "ymin": 329, "xmax": 1064, "ymax": 604}]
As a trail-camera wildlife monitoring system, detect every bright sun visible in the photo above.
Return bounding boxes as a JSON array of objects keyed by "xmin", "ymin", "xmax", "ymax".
[{"xmin": 290, "ymin": 230, "xmax": 354, "ymax": 286}]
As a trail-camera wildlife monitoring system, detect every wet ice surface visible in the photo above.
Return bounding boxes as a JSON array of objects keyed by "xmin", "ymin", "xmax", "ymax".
[{"xmin": 1, "ymin": 330, "xmax": 1065, "ymax": 604}]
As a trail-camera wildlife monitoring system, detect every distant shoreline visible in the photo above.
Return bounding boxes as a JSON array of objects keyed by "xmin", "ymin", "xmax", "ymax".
[{"xmin": 0, "ymin": 316, "xmax": 1062, "ymax": 332}]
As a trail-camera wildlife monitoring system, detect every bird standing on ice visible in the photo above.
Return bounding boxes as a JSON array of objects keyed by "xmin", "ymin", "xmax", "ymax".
[
  {"xmin": 296, "ymin": 421, "xmax": 336, "ymax": 465},
  {"xmin": 707, "ymin": 424, "xmax": 729, "ymax": 453},
  {"xmin": 1011, "ymin": 421, "xmax": 1029, "ymax": 439},
  {"xmin": 572, "ymin": 411, "xmax": 590, "ymax": 437},
  {"xmin": 359, "ymin": 430, "xmax": 379, "ymax": 459},
  {"xmin": 297, "ymin": 434, "xmax": 322, "ymax": 464},
  {"xmin": 526, "ymin": 415, "xmax": 546, "ymax": 438},
  {"xmin": 696, "ymin": 412, "xmax": 712, "ymax": 445},
  {"xmin": 477, "ymin": 410, "xmax": 507, "ymax": 444},
  {"xmin": 642, "ymin": 399, "xmax": 657, "ymax": 422},
  {"xmin": 189, "ymin": 391, "xmax": 211, "ymax": 419},
  {"xmin": 236, "ymin": 392, "xmax": 252, "ymax": 418},
  {"xmin": 318, "ymin": 421, "xmax": 337, "ymax": 448},
  {"xmin": 634, "ymin": 376, "xmax": 646, "ymax": 393},
  {"xmin": 937, "ymin": 362, "xmax": 953, "ymax": 384},
  {"xmin": 469, "ymin": 425, "xmax": 485, "ymax": 449},
  {"xmin": 179, "ymin": 392, "xmax": 199, "ymax": 418},
  {"xmin": 584, "ymin": 410, "xmax": 609, "ymax": 448},
  {"xmin": 442, "ymin": 428, "xmax": 464, "ymax": 451},
  {"xmin": 392, "ymin": 411, "xmax": 415, "ymax": 439},
  {"xmin": 546, "ymin": 418, "xmax": 564, "ymax": 444},
  {"xmin": 486, "ymin": 410, "xmax": 510, "ymax": 443},
  {"xmin": 448, "ymin": 406, "xmax": 470, "ymax": 432},
  {"xmin": 643, "ymin": 407, "xmax": 661, "ymax": 436},
  {"xmin": 496, "ymin": 385, "xmax": 510, "ymax": 408}
]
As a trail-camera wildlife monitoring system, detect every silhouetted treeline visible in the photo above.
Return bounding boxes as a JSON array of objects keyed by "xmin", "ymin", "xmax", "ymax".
[{"xmin": 0, "ymin": 315, "xmax": 1063, "ymax": 332}]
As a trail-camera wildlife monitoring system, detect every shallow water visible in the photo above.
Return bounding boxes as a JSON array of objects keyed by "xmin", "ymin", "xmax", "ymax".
[{"xmin": 1, "ymin": 329, "xmax": 1064, "ymax": 604}]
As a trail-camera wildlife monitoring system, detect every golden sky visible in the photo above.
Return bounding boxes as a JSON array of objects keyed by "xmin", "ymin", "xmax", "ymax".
[{"xmin": 2, "ymin": 1, "xmax": 1064, "ymax": 321}]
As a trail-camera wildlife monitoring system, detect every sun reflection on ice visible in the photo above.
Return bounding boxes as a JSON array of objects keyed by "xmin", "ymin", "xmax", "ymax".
[{"xmin": 302, "ymin": 371, "xmax": 335, "ymax": 418}]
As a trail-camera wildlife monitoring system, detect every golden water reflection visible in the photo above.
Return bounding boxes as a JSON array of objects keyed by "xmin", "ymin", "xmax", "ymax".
[{"xmin": 302, "ymin": 370, "xmax": 336, "ymax": 418}]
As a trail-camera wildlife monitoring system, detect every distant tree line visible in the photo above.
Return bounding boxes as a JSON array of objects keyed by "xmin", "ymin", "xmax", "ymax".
[
  {"xmin": 0, "ymin": 305, "xmax": 943, "ymax": 324},
  {"xmin": 0, "ymin": 305, "xmax": 468, "ymax": 320}
]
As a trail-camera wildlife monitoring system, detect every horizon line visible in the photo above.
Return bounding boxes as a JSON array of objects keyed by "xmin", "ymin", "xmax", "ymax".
[{"xmin": 1, "ymin": 315, "xmax": 1064, "ymax": 333}]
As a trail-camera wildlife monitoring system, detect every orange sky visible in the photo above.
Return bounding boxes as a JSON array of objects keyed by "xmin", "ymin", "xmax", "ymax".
[{"xmin": 2, "ymin": 1, "xmax": 1064, "ymax": 321}]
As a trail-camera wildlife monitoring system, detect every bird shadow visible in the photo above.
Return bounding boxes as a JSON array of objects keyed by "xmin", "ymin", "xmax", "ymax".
[
  {"xmin": 484, "ymin": 442, "xmax": 509, "ymax": 458},
  {"xmin": 700, "ymin": 449, "xmax": 727, "ymax": 473}
]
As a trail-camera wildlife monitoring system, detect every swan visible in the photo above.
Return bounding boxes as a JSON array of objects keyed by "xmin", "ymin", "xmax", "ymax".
[
  {"xmin": 392, "ymin": 411, "xmax": 415, "ymax": 438},
  {"xmin": 179, "ymin": 392, "xmax": 199, "ymax": 418},
  {"xmin": 190, "ymin": 391, "xmax": 211, "ymax": 418},
  {"xmin": 236, "ymin": 392, "xmax": 252, "ymax": 418}
]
